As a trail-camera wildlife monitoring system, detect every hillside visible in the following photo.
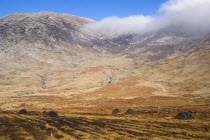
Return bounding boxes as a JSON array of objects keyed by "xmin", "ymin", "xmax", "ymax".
[{"xmin": 0, "ymin": 12, "xmax": 209, "ymax": 110}]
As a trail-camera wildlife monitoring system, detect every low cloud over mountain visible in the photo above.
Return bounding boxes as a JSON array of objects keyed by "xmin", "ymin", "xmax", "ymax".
[{"xmin": 83, "ymin": 0, "xmax": 210, "ymax": 36}]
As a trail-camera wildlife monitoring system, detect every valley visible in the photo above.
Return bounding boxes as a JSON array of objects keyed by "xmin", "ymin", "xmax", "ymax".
[{"xmin": 0, "ymin": 12, "xmax": 210, "ymax": 140}]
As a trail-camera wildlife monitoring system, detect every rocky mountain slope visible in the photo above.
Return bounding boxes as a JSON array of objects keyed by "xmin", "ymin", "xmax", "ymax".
[
  {"xmin": 0, "ymin": 12, "xmax": 209, "ymax": 109},
  {"xmin": 0, "ymin": 12, "xmax": 106, "ymax": 71}
]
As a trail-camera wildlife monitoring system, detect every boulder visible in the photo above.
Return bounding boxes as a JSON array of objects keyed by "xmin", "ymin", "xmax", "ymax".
[
  {"xmin": 112, "ymin": 108, "xmax": 120, "ymax": 114},
  {"xmin": 174, "ymin": 111, "xmax": 194, "ymax": 120},
  {"xmin": 125, "ymin": 109, "xmax": 135, "ymax": 114},
  {"xmin": 19, "ymin": 109, "xmax": 27, "ymax": 114},
  {"xmin": 46, "ymin": 111, "xmax": 58, "ymax": 117}
]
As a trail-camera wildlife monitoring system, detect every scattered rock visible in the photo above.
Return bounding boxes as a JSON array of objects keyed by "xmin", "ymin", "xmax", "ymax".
[
  {"xmin": 112, "ymin": 108, "xmax": 120, "ymax": 114},
  {"xmin": 46, "ymin": 111, "xmax": 58, "ymax": 117},
  {"xmin": 125, "ymin": 109, "xmax": 135, "ymax": 114},
  {"xmin": 174, "ymin": 111, "xmax": 194, "ymax": 120},
  {"xmin": 64, "ymin": 88, "xmax": 73, "ymax": 90},
  {"xmin": 19, "ymin": 109, "xmax": 27, "ymax": 114},
  {"xmin": 40, "ymin": 76, "xmax": 47, "ymax": 89}
]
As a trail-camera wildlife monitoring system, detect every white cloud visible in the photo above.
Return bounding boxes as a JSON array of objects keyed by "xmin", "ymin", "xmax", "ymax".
[{"xmin": 82, "ymin": 0, "xmax": 210, "ymax": 36}]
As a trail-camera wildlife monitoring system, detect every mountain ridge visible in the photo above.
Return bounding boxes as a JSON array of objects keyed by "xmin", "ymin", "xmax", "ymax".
[{"xmin": 0, "ymin": 12, "xmax": 209, "ymax": 110}]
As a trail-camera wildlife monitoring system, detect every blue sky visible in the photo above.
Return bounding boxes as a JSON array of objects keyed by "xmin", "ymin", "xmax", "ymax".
[{"xmin": 0, "ymin": 0, "xmax": 167, "ymax": 20}]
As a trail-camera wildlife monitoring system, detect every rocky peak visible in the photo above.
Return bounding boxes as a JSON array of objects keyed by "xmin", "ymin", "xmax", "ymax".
[{"xmin": 0, "ymin": 12, "xmax": 94, "ymax": 44}]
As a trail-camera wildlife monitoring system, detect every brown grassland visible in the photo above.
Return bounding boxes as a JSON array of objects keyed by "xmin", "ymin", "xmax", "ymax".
[{"xmin": 0, "ymin": 104, "xmax": 210, "ymax": 140}]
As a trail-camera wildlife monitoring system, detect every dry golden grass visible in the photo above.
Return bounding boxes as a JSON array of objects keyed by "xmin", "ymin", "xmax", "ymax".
[{"xmin": 0, "ymin": 105, "xmax": 210, "ymax": 140}]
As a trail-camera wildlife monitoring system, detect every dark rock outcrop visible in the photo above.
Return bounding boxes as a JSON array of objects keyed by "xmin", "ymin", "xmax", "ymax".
[
  {"xmin": 125, "ymin": 109, "xmax": 135, "ymax": 114},
  {"xmin": 19, "ymin": 109, "xmax": 27, "ymax": 114},
  {"xmin": 174, "ymin": 111, "xmax": 194, "ymax": 120},
  {"xmin": 46, "ymin": 111, "xmax": 58, "ymax": 117},
  {"xmin": 112, "ymin": 108, "xmax": 120, "ymax": 114}
]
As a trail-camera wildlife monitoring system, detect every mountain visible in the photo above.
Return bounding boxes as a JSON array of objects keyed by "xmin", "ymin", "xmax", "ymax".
[
  {"xmin": 0, "ymin": 12, "xmax": 105, "ymax": 70},
  {"xmin": 0, "ymin": 12, "xmax": 209, "ymax": 110}
]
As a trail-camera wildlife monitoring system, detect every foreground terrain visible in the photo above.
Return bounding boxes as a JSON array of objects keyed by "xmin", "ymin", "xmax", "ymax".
[{"xmin": 0, "ymin": 105, "xmax": 210, "ymax": 140}]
